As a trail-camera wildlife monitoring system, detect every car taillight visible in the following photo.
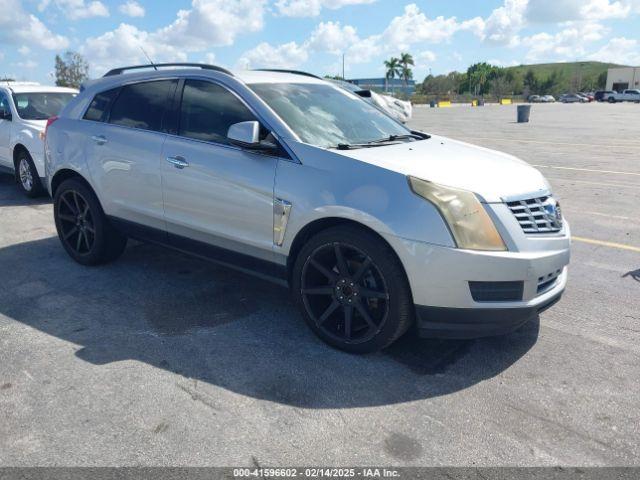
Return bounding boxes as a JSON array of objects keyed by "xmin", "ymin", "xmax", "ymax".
[{"xmin": 44, "ymin": 115, "xmax": 59, "ymax": 139}]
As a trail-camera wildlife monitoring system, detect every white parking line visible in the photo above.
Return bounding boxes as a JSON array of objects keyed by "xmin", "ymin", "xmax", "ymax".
[
  {"xmin": 533, "ymin": 165, "xmax": 640, "ymax": 177},
  {"xmin": 463, "ymin": 136, "xmax": 640, "ymax": 149}
]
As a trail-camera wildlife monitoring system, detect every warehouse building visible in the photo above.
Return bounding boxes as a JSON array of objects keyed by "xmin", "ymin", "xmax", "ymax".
[
  {"xmin": 349, "ymin": 78, "xmax": 416, "ymax": 95},
  {"xmin": 606, "ymin": 67, "xmax": 640, "ymax": 91}
]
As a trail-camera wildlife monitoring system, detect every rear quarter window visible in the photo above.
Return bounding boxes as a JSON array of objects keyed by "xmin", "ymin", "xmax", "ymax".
[
  {"xmin": 83, "ymin": 88, "xmax": 120, "ymax": 122},
  {"xmin": 108, "ymin": 80, "xmax": 177, "ymax": 132}
]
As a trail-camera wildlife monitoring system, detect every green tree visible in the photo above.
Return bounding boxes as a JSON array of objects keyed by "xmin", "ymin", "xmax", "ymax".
[
  {"xmin": 55, "ymin": 51, "xmax": 89, "ymax": 89},
  {"xmin": 384, "ymin": 57, "xmax": 401, "ymax": 93},
  {"xmin": 524, "ymin": 69, "xmax": 539, "ymax": 94},
  {"xmin": 398, "ymin": 52, "xmax": 415, "ymax": 92},
  {"xmin": 467, "ymin": 62, "xmax": 494, "ymax": 96}
]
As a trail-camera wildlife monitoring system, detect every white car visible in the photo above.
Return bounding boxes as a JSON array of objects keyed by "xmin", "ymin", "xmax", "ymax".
[
  {"xmin": 45, "ymin": 64, "xmax": 570, "ymax": 353},
  {"xmin": 0, "ymin": 82, "xmax": 77, "ymax": 196},
  {"xmin": 327, "ymin": 78, "xmax": 412, "ymax": 123},
  {"xmin": 604, "ymin": 89, "xmax": 640, "ymax": 103}
]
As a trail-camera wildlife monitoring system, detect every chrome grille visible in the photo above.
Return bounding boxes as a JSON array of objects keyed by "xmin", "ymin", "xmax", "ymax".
[
  {"xmin": 537, "ymin": 269, "xmax": 562, "ymax": 294},
  {"xmin": 506, "ymin": 196, "xmax": 562, "ymax": 234}
]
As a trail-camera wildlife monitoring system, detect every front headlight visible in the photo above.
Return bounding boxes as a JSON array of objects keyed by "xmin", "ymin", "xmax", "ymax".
[{"xmin": 408, "ymin": 176, "xmax": 506, "ymax": 251}]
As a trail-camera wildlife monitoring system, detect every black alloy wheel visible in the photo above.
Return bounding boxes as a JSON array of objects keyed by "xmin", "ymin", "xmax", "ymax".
[
  {"xmin": 293, "ymin": 225, "xmax": 414, "ymax": 353},
  {"xmin": 301, "ymin": 242, "xmax": 390, "ymax": 345},
  {"xmin": 53, "ymin": 178, "xmax": 127, "ymax": 265},
  {"xmin": 57, "ymin": 189, "xmax": 96, "ymax": 256}
]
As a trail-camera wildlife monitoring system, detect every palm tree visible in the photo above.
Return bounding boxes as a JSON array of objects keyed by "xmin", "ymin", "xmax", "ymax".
[
  {"xmin": 399, "ymin": 52, "xmax": 415, "ymax": 93},
  {"xmin": 384, "ymin": 57, "xmax": 401, "ymax": 93}
]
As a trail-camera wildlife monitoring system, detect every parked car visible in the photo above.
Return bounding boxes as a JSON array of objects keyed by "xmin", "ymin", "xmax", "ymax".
[
  {"xmin": 604, "ymin": 89, "xmax": 640, "ymax": 103},
  {"xmin": 0, "ymin": 82, "xmax": 77, "ymax": 196},
  {"xmin": 578, "ymin": 92, "xmax": 594, "ymax": 102},
  {"xmin": 559, "ymin": 93, "xmax": 587, "ymax": 103},
  {"xmin": 528, "ymin": 95, "xmax": 541, "ymax": 103},
  {"xmin": 594, "ymin": 90, "xmax": 615, "ymax": 102},
  {"xmin": 328, "ymin": 78, "xmax": 413, "ymax": 123},
  {"xmin": 540, "ymin": 95, "xmax": 555, "ymax": 103},
  {"xmin": 45, "ymin": 64, "xmax": 570, "ymax": 353}
]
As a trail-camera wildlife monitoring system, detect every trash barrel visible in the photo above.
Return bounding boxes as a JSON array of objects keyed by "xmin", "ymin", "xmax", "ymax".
[
  {"xmin": 430, "ymin": 100, "xmax": 436, "ymax": 108},
  {"xmin": 517, "ymin": 104, "xmax": 531, "ymax": 123}
]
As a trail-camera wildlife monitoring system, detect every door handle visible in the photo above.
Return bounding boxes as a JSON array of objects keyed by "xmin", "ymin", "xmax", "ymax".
[
  {"xmin": 166, "ymin": 155, "xmax": 189, "ymax": 169},
  {"xmin": 91, "ymin": 135, "xmax": 107, "ymax": 145}
]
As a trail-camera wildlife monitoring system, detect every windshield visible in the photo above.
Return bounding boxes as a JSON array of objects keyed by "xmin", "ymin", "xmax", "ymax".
[
  {"xmin": 249, "ymin": 82, "xmax": 410, "ymax": 148},
  {"xmin": 11, "ymin": 92, "xmax": 76, "ymax": 120}
]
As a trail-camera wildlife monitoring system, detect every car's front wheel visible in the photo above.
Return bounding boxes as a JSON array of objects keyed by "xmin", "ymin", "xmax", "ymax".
[
  {"xmin": 15, "ymin": 151, "xmax": 43, "ymax": 197},
  {"xmin": 53, "ymin": 178, "xmax": 127, "ymax": 265},
  {"xmin": 292, "ymin": 225, "xmax": 414, "ymax": 353}
]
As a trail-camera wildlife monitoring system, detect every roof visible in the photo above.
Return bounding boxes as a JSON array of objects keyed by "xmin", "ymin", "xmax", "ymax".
[
  {"xmin": 1, "ymin": 83, "xmax": 78, "ymax": 94},
  {"xmin": 232, "ymin": 69, "xmax": 327, "ymax": 85}
]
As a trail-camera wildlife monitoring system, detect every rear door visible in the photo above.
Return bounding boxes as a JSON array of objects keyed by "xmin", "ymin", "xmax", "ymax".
[
  {"xmin": 83, "ymin": 79, "xmax": 177, "ymax": 231},
  {"xmin": 160, "ymin": 78, "xmax": 279, "ymax": 265}
]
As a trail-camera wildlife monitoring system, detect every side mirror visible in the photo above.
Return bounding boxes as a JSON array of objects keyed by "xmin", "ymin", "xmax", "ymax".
[
  {"xmin": 227, "ymin": 120, "xmax": 278, "ymax": 151},
  {"xmin": 0, "ymin": 109, "xmax": 11, "ymax": 121},
  {"xmin": 227, "ymin": 121, "xmax": 260, "ymax": 147}
]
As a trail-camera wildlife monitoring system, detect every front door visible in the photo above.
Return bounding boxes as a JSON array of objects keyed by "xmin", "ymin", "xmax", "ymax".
[{"xmin": 161, "ymin": 79, "xmax": 279, "ymax": 265}]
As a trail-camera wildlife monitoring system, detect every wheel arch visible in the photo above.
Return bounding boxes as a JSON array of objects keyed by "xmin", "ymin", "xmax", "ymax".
[
  {"xmin": 286, "ymin": 216, "xmax": 406, "ymax": 286},
  {"xmin": 12, "ymin": 143, "xmax": 31, "ymax": 167},
  {"xmin": 51, "ymin": 168, "xmax": 93, "ymax": 198}
]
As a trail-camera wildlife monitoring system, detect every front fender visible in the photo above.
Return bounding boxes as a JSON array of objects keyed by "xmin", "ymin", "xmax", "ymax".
[{"xmin": 275, "ymin": 143, "xmax": 455, "ymax": 255}]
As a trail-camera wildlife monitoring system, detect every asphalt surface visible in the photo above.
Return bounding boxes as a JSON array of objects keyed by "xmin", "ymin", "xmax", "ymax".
[{"xmin": 0, "ymin": 102, "xmax": 638, "ymax": 466}]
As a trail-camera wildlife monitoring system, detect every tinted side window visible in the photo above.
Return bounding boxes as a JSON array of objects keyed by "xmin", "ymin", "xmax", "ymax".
[
  {"xmin": 109, "ymin": 80, "xmax": 176, "ymax": 132},
  {"xmin": 0, "ymin": 93, "xmax": 10, "ymax": 114},
  {"xmin": 179, "ymin": 80, "xmax": 255, "ymax": 144},
  {"xmin": 83, "ymin": 88, "xmax": 119, "ymax": 122}
]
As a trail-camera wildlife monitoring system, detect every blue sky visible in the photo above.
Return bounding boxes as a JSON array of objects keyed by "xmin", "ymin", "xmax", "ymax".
[{"xmin": 1, "ymin": 0, "xmax": 639, "ymax": 84}]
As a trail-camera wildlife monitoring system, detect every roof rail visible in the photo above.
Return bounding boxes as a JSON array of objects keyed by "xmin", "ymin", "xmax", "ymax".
[
  {"xmin": 254, "ymin": 69, "xmax": 321, "ymax": 79},
  {"xmin": 103, "ymin": 63, "xmax": 233, "ymax": 77}
]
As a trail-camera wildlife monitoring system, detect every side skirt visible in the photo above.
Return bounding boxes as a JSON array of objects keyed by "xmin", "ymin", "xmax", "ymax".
[{"xmin": 108, "ymin": 216, "xmax": 289, "ymax": 288}]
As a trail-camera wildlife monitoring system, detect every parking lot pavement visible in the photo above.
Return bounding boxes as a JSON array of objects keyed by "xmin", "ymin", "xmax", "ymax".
[{"xmin": 1, "ymin": 103, "xmax": 639, "ymax": 466}]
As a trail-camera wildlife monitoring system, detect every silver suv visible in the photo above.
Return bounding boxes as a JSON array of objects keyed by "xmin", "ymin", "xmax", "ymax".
[{"xmin": 45, "ymin": 63, "xmax": 570, "ymax": 353}]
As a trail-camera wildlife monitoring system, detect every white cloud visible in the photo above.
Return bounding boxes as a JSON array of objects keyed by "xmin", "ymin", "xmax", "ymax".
[
  {"xmin": 475, "ymin": 0, "xmax": 528, "ymax": 46},
  {"xmin": 41, "ymin": 0, "xmax": 110, "ymax": 20},
  {"xmin": 275, "ymin": 0, "xmax": 375, "ymax": 17},
  {"xmin": 488, "ymin": 58, "xmax": 520, "ymax": 67},
  {"xmin": 525, "ymin": 0, "xmax": 631, "ymax": 22},
  {"xmin": 308, "ymin": 22, "xmax": 359, "ymax": 54},
  {"xmin": 15, "ymin": 60, "xmax": 38, "ymax": 69},
  {"xmin": 83, "ymin": 0, "xmax": 266, "ymax": 74},
  {"xmin": 380, "ymin": 4, "xmax": 460, "ymax": 48},
  {"xmin": 203, "ymin": 52, "xmax": 216, "ymax": 64},
  {"xmin": 237, "ymin": 41, "xmax": 309, "ymax": 69},
  {"xmin": 18, "ymin": 46, "xmax": 31, "ymax": 55},
  {"xmin": 118, "ymin": 1, "xmax": 145, "ymax": 17},
  {"xmin": 416, "ymin": 50, "xmax": 436, "ymax": 63},
  {"xmin": 588, "ymin": 37, "xmax": 640, "ymax": 64},
  {"xmin": 0, "ymin": 0, "xmax": 68, "ymax": 50},
  {"xmin": 522, "ymin": 22, "xmax": 607, "ymax": 61}
]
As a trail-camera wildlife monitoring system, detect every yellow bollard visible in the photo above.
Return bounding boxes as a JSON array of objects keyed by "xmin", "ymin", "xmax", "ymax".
[
  {"xmin": 500, "ymin": 98, "xmax": 512, "ymax": 105},
  {"xmin": 437, "ymin": 100, "xmax": 452, "ymax": 107}
]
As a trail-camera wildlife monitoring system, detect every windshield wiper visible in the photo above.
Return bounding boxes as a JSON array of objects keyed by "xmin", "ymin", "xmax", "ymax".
[{"xmin": 335, "ymin": 132, "xmax": 429, "ymax": 150}]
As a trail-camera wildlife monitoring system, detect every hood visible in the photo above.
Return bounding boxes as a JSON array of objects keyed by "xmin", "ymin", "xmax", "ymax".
[{"xmin": 334, "ymin": 135, "xmax": 550, "ymax": 203}]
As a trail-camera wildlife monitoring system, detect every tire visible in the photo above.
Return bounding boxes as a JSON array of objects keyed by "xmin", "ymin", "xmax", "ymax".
[
  {"xmin": 15, "ymin": 150, "xmax": 44, "ymax": 197},
  {"xmin": 53, "ymin": 178, "xmax": 127, "ymax": 265},
  {"xmin": 292, "ymin": 225, "xmax": 414, "ymax": 353},
  {"xmin": 608, "ymin": 97, "xmax": 616, "ymax": 103}
]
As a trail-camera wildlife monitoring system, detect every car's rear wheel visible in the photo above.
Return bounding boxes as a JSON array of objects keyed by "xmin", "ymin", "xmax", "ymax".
[
  {"xmin": 608, "ymin": 97, "xmax": 616, "ymax": 103},
  {"xmin": 53, "ymin": 178, "xmax": 127, "ymax": 265},
  {"xmin": 15, "ymin": 151, "xmax": 43, "ymax": 197},
  {"xmin": 292, "ymin": 225, "xmax": 413, "ymax": 353}
]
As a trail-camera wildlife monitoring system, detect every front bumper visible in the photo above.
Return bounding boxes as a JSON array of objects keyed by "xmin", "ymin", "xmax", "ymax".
[
  {"xmin": 382, "ymin": 226, "xmax": 570, "ymax": 339},
  {"xmin": 415, "ymin": 290, "xmax": 562, "ymax": 338}
]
